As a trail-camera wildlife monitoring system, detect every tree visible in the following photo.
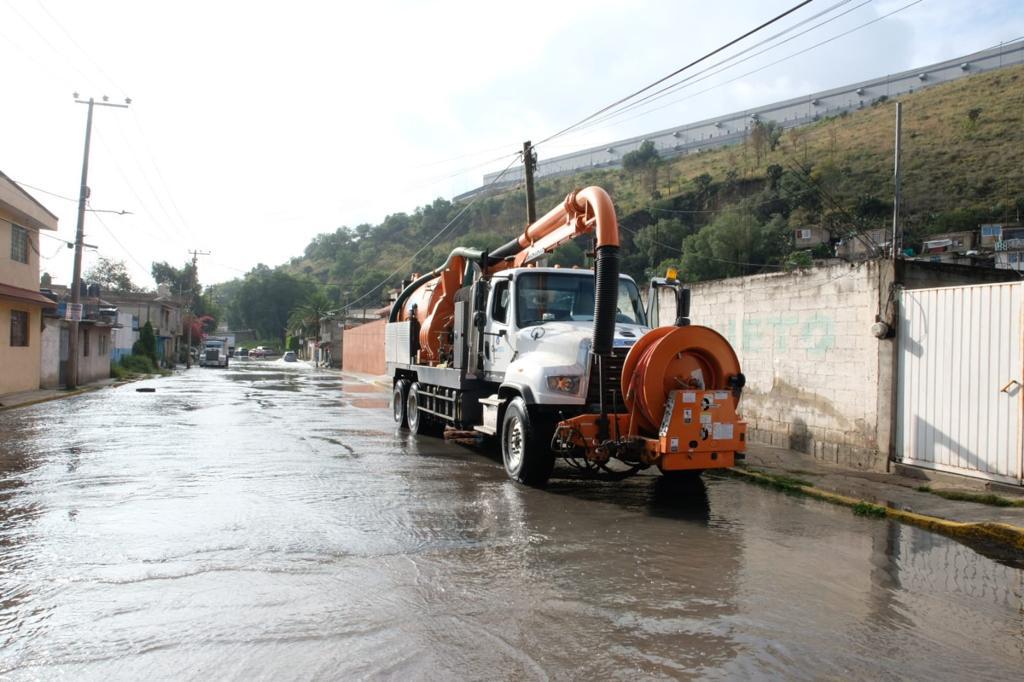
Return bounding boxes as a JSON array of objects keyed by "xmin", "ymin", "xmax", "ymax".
[
  {"xmin": 235, "ymin": 267, "xmax": 315, "ymax": 342},
  {"xmin": 622, "ymin": 140, "xmax": 662, "ymax": 197},
  {"xmin": 679, "ymin": 208, "xmax": 789, "ymax": 281},
  {"xmin": 766, "ymin": 164, "xmax": 784, "ymax": 190},
  {"xmin": 40, "ymin": 272, "xmax": 52, "ymax": 287},
  {"xmin": 85, "ymin": 257, "xmax": 140, "ymax": 292},
  {"xmin": 151, "ymin": 261, "xmax": 198, "ymax": 300},
  {"xmin": 287, "ymin": 290, "xmax": 334, "ymax": 341},
  {"xmin": 132, "ymin": 320, "xmax": 158, "ymax": 365},
  {"xmin": 634, "ymin": 218, "xmax": 688, "ymax": 274}
]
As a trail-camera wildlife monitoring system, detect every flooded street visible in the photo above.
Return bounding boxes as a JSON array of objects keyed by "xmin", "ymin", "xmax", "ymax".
[{"xmin": 1, "ymin": 361, "xmax": 1022, "ymax": 679}]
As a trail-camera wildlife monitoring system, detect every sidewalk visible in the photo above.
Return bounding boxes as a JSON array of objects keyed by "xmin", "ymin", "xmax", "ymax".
[
  {"xmin": 0, "ymin": 377, "xmax": 123, "ymax": 412},
  {"xmin": 738, "ymin": 442, "xmax": 1024, "ymax": 553}
]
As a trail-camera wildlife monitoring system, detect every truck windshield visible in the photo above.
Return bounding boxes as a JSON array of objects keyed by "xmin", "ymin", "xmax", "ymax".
[{"xmin": 515, "ymin": 272, "xmax": 646, "ymax": 327}]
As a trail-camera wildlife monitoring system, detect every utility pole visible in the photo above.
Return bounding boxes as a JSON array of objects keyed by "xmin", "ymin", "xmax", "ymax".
[
  {"xmin": 185, "ymin": 249, "xmax": 210, "ymax": 368},
  {"xmin": 890, "ymin": 101, "xmax": 903, "ymax": 260},
  {"xmin": 522, "ymin": 140, "xmax": 537, "ymax": 224},
  {"xmin": 67, "ymin": 94, "xmax": 130, "ymax": 390}
]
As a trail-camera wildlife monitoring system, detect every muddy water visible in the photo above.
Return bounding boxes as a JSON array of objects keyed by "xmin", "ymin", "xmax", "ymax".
[{"xmin": 0, "ymin": 361, "xmax": 1021, "ymax": 678}]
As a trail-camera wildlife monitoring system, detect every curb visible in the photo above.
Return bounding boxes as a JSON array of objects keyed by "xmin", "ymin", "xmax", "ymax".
[
  {"xmin": 0, "ymin": 384, "xmax": 103, "ymax": 412},
  {"xmin": 728, "ymin": 468, "xmax": 1024, "ymax": 552},
  {"xmin": 0, "ymin": 375, "xmax": 151, "ymax": 413}
]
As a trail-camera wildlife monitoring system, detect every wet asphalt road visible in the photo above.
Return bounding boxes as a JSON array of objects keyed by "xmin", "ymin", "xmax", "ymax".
[{"xmin": 0, "ymin": 360, "xmax": 1022, "ymax": 679}]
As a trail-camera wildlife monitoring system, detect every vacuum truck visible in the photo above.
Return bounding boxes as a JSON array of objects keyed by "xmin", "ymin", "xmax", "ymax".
[{"xmin": 386, "ymin": 186, "xmax": 746, "ymax": 486}]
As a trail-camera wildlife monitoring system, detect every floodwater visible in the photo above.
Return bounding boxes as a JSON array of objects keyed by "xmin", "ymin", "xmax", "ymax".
[{"xmin": 0, "ymin": 361, "xmax": 1021, "ymax": 679}]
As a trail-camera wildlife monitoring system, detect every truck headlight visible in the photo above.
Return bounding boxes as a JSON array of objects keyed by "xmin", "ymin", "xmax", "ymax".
[{"xmin": 546, "ymin": 375, "xmax": 581, "ymax": 393}]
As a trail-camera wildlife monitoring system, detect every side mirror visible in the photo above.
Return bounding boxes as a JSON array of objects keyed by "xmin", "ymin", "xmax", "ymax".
[{"xmin": 676, "ymin": 288, "xmax": 690, "ymax": 326}]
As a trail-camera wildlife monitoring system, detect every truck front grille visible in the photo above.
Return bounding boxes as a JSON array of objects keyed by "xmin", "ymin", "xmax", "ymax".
[{"xmin": 586, "ymin": 351, "xmax": 627, "ymax": 412}]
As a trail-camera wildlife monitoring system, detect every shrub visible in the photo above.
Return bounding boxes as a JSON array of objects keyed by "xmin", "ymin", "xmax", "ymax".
[{"xmin": 120, "ymin": 354, "xmax": 159, "ymax": 375}]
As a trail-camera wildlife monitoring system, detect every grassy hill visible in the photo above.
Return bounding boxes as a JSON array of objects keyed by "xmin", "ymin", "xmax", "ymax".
[{"xmin": 246, "ymin": 63, "xmax": 1023, "ymax": 317}]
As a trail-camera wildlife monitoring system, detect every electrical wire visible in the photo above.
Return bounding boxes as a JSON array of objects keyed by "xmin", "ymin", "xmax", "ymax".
[
  {"xmin": 534, "ymin": 0, "xmax": 815, "ymax": 148},
  {"xmin": 564, "ymin": 0, "xmax": 872, "ymax": 136},
  {"xmin": 557, "ymin": 0, "xmax": 925, "ymax": 142},
  {"xmin": 88, "ymin": 200, "xmax": 153, "ymax": 275},
  {"xmin": 618, "ymin": 222, "xmax": 785, "ymax": 270},
  {"xmin": 342, "ymin": 154, "xmax": 523, "ymax": 312}
]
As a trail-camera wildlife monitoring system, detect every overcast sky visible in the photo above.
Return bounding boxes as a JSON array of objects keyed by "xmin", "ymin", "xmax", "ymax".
[{"xmin": 3, "ymin": 0, "xmax": 1022, "ymax": 288}]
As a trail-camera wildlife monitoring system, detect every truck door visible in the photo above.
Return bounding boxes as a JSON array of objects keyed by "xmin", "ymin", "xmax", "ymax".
[{"xmin": 482, "ymin": 277, "xmax": 514, "ymax": 378}]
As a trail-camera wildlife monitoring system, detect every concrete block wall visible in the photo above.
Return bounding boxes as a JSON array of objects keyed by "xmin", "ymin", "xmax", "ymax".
[
  {"xmin": 341, "ymin": 319, "xmax": 386, "ymax": 375},
  {"xmin": 664, "ymin": 261, "xmax": 890, "ymax": 470}
]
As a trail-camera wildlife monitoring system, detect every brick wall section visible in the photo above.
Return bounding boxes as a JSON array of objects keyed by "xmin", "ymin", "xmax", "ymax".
[
  {"xmin": 342, "ymin": 319, "xmax": 386, "ymax": 375},
  {"xmin": 663, "ymin": 261, "xmax": 889, "ymax": 470}
]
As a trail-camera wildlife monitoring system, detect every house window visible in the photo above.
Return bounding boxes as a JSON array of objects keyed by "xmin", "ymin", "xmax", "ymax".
[
  {"xmin": 10, "ymin": 310, "xmax": 29, "ymax": 346},
  {"xmin": 99, "ymin": 333, "xmax": 108, "ymax": 356},
  {"xmin": 981, "ymin": 225, "xmax": 1002, "ymax": 239},
  {"xmin": 83, "ymin": 329, "xmax": 90, "ymax": 357},
  {"xmin": 10, "ymin": 225, "xmax": 29, "ymax": 264}
]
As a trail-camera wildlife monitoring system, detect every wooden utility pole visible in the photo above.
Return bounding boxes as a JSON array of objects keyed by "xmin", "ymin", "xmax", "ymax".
[
  {"xmin": 185, "ymin": 249, "xmax": 210, "ymax": 368},
  {"xmin": 67, "ymin": 94, "xmax": 130, "ymax": 390},
  {"xmin": 522, "ymin": 140, "xmax": 537, "ymax": 224},
  {"xmin": 891, "ymin": 101, "xmax": 902, "ymax": 260}
]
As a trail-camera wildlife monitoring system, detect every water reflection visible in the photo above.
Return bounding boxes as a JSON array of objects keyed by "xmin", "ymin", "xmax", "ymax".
[{"xmin": 0, "ymin": 365, "xmax": 1021, "ymax": 677}]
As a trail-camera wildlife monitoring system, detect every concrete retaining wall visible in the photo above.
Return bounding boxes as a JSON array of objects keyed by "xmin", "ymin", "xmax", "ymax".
[
  {"xmin": 662, "ymin": 260, "xmax": 1020, "ymax": 471},
  {"xmin": 670, "ymin": 261, "xmax": 890, "ymax": 470},
  {"xmin": 342, "ymin": 319, "xmax": 386, "ymax": 375}
]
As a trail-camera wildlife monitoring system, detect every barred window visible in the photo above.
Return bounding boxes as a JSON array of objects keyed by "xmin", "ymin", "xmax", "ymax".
[
  {"xmin": 10, "ymin": 225, "xmax": 29, "ymax": 264},
  {"xmin": 83, "ymin": 328, "xmax": 90, "ymax": 356},
  {"xmin": 10, "ymin": 310, "xmax": 29, "ymax": 346}
]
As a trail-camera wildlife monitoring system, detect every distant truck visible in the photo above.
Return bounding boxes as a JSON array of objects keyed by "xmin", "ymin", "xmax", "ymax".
[{"xmin": 199, "ymin": 337, "xmax": 230, "ymax": 368}]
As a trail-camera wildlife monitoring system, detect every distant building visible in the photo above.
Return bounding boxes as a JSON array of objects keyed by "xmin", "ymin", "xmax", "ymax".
[
  {"xmin": 0, "ymin": 171, "xmax": 60, "ymax": 396},
  {"xmin": 40, "ymin": 284, "xmax": 119, "ymax": 388},
  {"xmin": 103, "ymin": 285, "xmax": 184, "ymax": 367},
  {"xmin": 986, "ymin": 224, "xmax": 1024, "ymax": 272},
  {"xmin": 835, "ymin": 228, "xmax": 889, "ymax": 261},
  {"xmin": 794, "ymin": 226, "xmax": 831, "ymax": 248}
]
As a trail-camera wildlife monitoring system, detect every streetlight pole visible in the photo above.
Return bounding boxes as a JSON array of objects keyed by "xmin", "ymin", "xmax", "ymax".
[{"xmin": 67, "ymin": 94, "xmax": 129, "ymax": 390}]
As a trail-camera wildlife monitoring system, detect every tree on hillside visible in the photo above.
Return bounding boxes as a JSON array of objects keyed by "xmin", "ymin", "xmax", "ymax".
[
  {"xmin": 633, "ymin": 218, "xmax": 689, "ymax": 275},
  {"xmin": 85, "ymin": 257, "xmax": 141, "ymax": 293},
  {"xmin": 679, "ymin": 209, "xmax": 789, "ymax": 281},
  {"xmin": 623, "ymin": 140, "xmax": 662, "ymax": 198}
]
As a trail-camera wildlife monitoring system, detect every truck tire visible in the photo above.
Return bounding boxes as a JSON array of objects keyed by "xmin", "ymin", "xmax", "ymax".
[
  {"xmin": 406, "ymin": 382, "xmax": 431, "ymax": 435},
  {"xmin": 393, "ymin": 379, "xmax": 409, "ymax": 428},
  {"xmin": 501, "ymin": 397, "xmax": 554, "ymax": 487}
]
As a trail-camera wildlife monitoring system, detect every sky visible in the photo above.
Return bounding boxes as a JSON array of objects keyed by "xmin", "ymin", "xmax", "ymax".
[{"xmin": 2, "ymin": 0, "xmax": 1022, "ymax": 289}]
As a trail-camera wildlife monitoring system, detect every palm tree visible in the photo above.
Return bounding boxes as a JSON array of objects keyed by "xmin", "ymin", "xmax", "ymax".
[{"xmin": 287, "ymin": 291, "xmax": 334, "ymax": 360}]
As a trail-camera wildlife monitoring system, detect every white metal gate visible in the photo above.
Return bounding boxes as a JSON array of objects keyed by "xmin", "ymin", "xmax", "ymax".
[{"xmin": 896, "ymin": 282, "xmax": 1023, "ymax": 484}]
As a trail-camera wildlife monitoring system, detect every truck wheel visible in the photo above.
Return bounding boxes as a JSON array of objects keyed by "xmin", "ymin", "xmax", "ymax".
[
  {"xmin": 406, "ymin": 383, "xmax": 431, "ymax": 435},
  {"xmin": 501, "ymin": 397, "xmax": 554, "ymax": 487},
  {"xmin": 393, "ymin": 379, "xmax": 409, "ymax": 428}
]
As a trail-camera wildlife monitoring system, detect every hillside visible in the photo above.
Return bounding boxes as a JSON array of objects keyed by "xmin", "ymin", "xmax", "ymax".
[{"xmin": 221, "ymin": 63, "xmax": 1024, "ymax": 330}]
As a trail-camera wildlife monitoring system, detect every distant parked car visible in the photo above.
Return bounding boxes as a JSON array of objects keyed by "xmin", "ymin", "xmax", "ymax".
[
  {"xmin": 250, "ymin": 346, "xmax": 267, "ymax": 358},
  {"xmin": 237, "ymin": 347, "xmax": 249, "ymax": 357},
  {"xmin": 282, "ymin": 351, "xmax": 297, "ymax": 362}
]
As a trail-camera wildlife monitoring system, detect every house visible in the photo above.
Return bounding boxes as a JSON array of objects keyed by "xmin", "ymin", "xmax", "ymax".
[
  {"xmin": 989, "ymin": 224, "xmax": 1024, "ymax": 272},
  {"xmin": 103, "ymin": 285, "xmax": 184, "ymax": 367},
  {"xmin": 793, "ymin": 226, "xmax": 831, "ymax": 248},
  {"xmin": 835, "ymin": 228, "xmax": 889, "ymax": 260},
  {"xmin": 40, "ymin": 284, "xmax": 119, "ymax": 388},
  {"xmin": 0, "ymin": 171, "xmax": 60, "ymax": 396},
  {"xmin": 319, "ymin": 315, "xmax": 344, "ymax": 368}
]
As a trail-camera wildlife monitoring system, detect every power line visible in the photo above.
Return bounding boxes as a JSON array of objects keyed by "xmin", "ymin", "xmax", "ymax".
[
  {"xmin": 569, "ymin": 0, "xmax": 871, "ymax": 135},
  {"xmin": 88, "ymin": 200, "xmax": 152, "ymax": 275},
  {"xmin": 534, "ymin": 0, "xmax": 815, "ymax": 148},
  {"xmin": 559, "ymin": 0, "xmax": 924, "ymax": 141},
  {"xmin": 342, "ymin": 154, "xmax": 523, "ymax": 312}
]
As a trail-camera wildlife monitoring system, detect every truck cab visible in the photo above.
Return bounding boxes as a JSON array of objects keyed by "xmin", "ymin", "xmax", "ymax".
[{"xmin": 199, "ymin": 338, "xmax": 229, "ymax": 368}]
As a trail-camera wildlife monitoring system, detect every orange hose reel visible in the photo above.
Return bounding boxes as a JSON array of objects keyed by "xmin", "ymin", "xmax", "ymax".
[{"xmin": 621, "ymin": 326, "xmax": 742, "ymax": 435}]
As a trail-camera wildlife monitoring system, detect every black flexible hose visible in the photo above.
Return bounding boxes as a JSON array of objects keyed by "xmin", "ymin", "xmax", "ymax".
[{"xmin": 592, "ymin": 244, "xmax": 620, "ymax": 355}]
